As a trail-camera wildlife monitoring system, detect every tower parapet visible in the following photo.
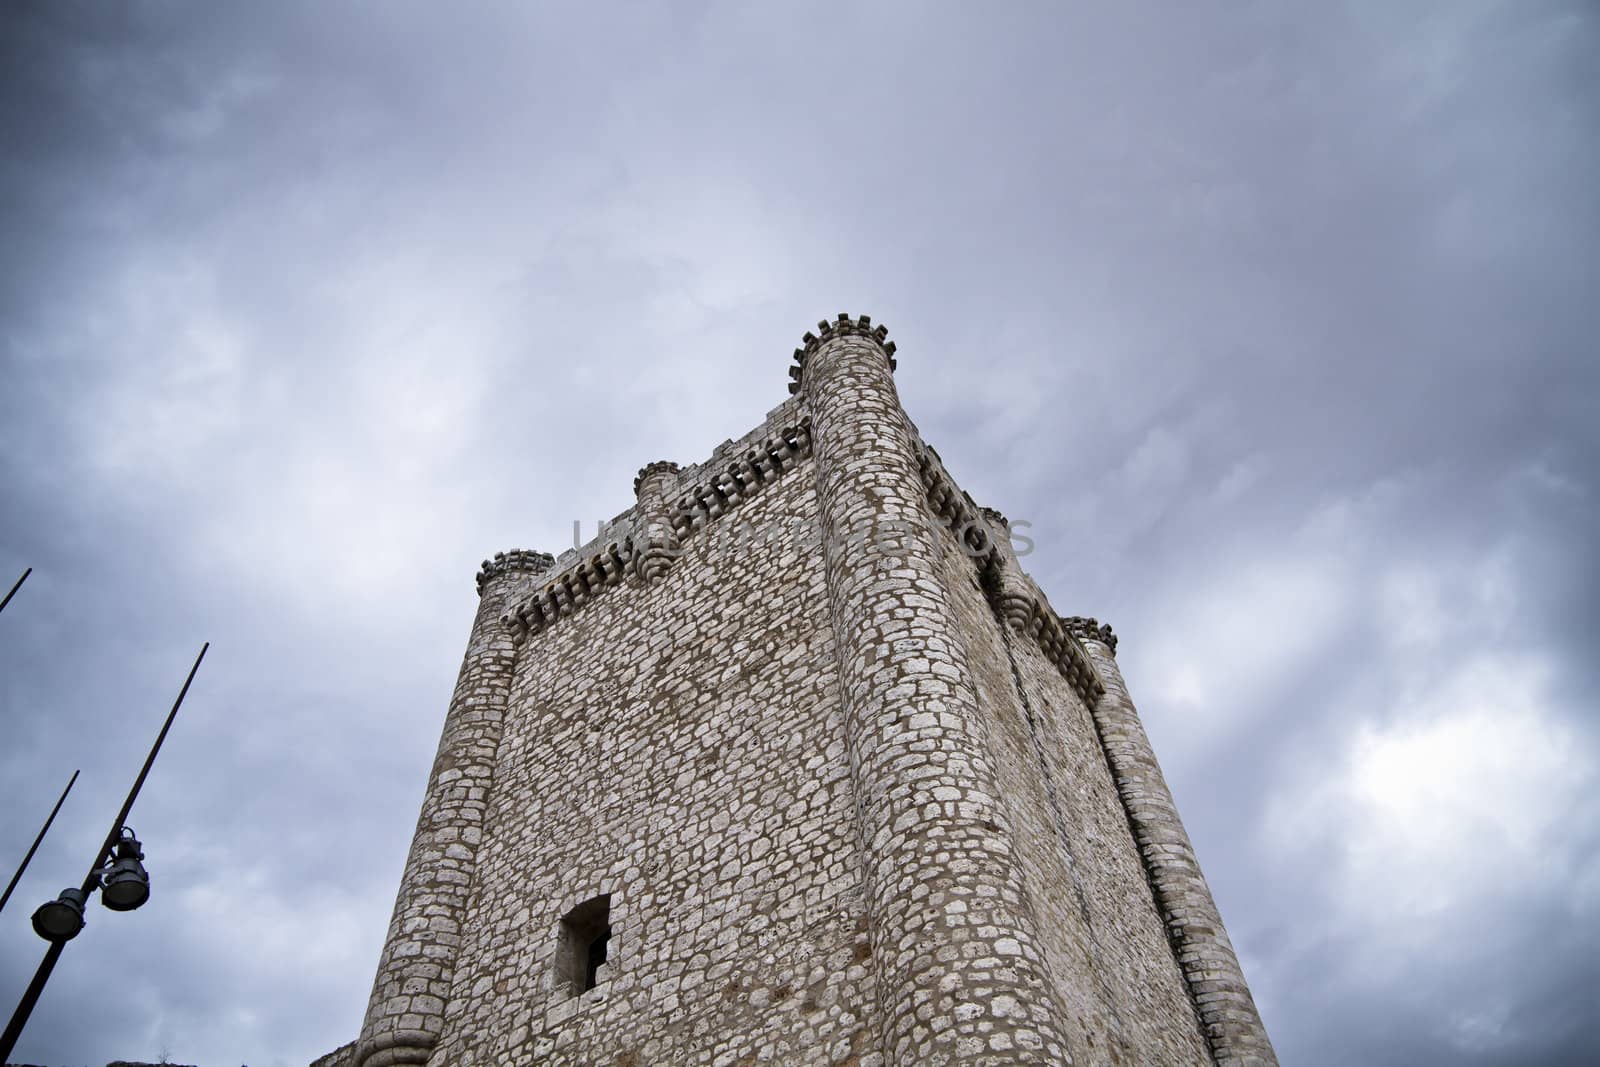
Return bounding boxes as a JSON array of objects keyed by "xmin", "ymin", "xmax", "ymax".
[
  {"xmin": 788, "ymin": 313, "xmax": 896, "ymax": 395},
  {"xmin": 500, "ymin": 412, "xmax": 814, "ymax": 643},
  {"xmin": 474, "ymin": 549, "xmax": 555, "ymax": 593},
  {"xmin": 1064, "ymin": 615, "xmax": 1118, "ymax": 655}
]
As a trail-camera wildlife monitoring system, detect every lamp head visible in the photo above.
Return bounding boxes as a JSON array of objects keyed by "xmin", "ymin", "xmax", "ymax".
[
  {"xmin": 100, "ymin": 827, "xmax": 150, "ymax": 912},
  {"xmin": 32, "ymin": 887, "xmax": 87, "ymax": 942}
]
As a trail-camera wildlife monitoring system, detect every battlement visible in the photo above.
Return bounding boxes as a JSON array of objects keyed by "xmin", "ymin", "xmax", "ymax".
[
  {"xmin": 631, "ymin": 460, "xmax": 681, "ymax": 495},
  {"xmin": 788, "ymin": 312, "xmax": 896, "ymax": 395},
  {"xmin": 1063, "ymin": 615, "xmax": 1118, "ymax": 654},
  {"xmin": 488, "ymin": 319, "xmax": 1109, "ymax": 698},
  {"xmin": 474, "ymin": 548, "xmax": 557, "ymax": 593},
  {"xmin": 500, "ymin": 400, "xmax": 814, "ymax": 641},
  {"xmin": 916, "ymin": 440, "xmax": 1105, "ymax": 703}
]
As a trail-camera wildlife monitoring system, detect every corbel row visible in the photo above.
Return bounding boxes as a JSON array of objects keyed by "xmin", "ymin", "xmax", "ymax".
[
  {"xmin": 667, "ymin": 417, "xmax": 813, "ymax": 540},
  {"xmin": 916, "ymin": 444, "xmax": 1105, "ymax": 706},
  {"xmin": 788, "ymin": 313, "xmax": 896, "ymax": 396},
  {"xmin": 917, "ymin": 444, "xmax": 991, "ymax": 555},
  {"xmin": 999, "ymin": 595, "xmax": 1106, "ymax": 705},
  {"xmin": 500, "ymin": 539, "xmax": 636, "ymax": 641},
  {"xmin": 498, "ymin": 418, "xmax": 816, "ymax": 643}
]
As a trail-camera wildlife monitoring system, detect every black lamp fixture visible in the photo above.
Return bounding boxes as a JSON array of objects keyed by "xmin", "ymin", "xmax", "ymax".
[
  {"xmin": 99, "ymin": 827, "xmax": 150, "ymax": 912},
  {"xmin": 29, "ymin": 888, "xmax": 86, "ymax": 943},
  {"xmin": 0, "ymin": 644, "xmax": 207, "ymax": 1061},
  {"xmin": 30, "ymin": 826, "xmax": 152, "ymax": 942}
]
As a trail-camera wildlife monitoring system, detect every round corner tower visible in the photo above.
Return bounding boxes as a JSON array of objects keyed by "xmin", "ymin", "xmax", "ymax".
[
  {"xmin": 354, "ymin": 549, "xmax": 552, "ymax": 1067},
  {"xmin": 795, "ymin": 315, "xmax": 1074, "ymax": 1063}
]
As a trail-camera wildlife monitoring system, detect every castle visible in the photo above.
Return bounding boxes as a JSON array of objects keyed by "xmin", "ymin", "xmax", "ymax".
[{"xmin": 320, "ymin": 317, "xmax": 1276, "ymax": 1066}]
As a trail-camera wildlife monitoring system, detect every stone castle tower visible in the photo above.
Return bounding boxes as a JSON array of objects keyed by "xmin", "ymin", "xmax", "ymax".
[{"xmin": 326, "ymin": 316, "xmax": 1275, "ymax": 1066}]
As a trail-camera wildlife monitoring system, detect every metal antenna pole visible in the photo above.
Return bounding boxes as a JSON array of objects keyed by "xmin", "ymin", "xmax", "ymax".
[
  {"xmin": 0, "ymin": 770, "xmax": 80, "ymax": 915},
  {"xmin": 0, "ymin": 567, "xmax": 30, "ymax": 615},
  {"xmin": 0, "ymin": 642, "xmax": 207, "ymax": 1061}
]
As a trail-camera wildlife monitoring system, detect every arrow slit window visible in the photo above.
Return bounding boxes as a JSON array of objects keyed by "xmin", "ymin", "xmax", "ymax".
[{"xmin": 557, "ymin": 894, "xmax": 612, "ymax": 996}]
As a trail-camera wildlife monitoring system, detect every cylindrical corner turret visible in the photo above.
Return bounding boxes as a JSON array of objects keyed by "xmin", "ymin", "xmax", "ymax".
[
  {"xmin": 1071, "ymin": 623, "xmax": 1278, "ymax": 1067},
  {"xmin": 632, "ymin": 461, "xmax": 682, "ymax": 586},
  {"xmin": 355, "ymin": 549, "xmax": 552, "ymax": 1067},
  {"xmin": 800, "ymin": 315, "xmax": 1073, "ymax": 1065},
  {"xmin": 978, "ymin": 506, "xmax": 1037, "ymax": 634}
]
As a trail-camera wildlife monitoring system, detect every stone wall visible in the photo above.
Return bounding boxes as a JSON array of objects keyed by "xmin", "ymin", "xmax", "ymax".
[
  {"xmin": 432, "ymin": 451, "xmax": 877, "ymax": 1064},
  {"xmin": 934, "ymin": 518, "xmax": 1214, "ymax": 1066}
]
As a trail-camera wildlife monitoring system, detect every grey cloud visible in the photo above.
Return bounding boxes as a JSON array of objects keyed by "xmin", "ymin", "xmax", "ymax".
[{"xmin": 2, "ymin": 1, "xmax": 1596, "ymax": 1064}]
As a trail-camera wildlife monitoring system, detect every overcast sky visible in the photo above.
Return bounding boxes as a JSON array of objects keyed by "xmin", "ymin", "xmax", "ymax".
[{"xmin": 1, "ymin": 2, "xmax": 1596, "ymax": 1064}]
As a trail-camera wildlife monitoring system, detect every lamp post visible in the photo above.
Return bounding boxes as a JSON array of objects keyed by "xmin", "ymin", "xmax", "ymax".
[
  {"xmin": 0, "ymin": 769, "xmax": 79, "ymax": 916},
  {"xmin": 0, "ymin": 642, "xmax": 208, "ymax": 1061},
  {"xmin": 0, "ymin": 567, "xmax": 30, "ymax": 615}
]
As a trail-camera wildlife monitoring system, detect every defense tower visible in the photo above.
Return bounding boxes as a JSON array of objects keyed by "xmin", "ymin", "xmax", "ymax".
[{"xmin": 328, "ymin": 316, "xmax": 1275, "ymax": 1066}]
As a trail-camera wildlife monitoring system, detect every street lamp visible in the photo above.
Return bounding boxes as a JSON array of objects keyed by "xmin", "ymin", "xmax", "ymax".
[
  {"xmin": 0, "ymin": 643, "xmax": 208, "ymax": 1061},
  {"xmin": 28, "ymin": 826, "xmax": 153, "ymax": 943}
]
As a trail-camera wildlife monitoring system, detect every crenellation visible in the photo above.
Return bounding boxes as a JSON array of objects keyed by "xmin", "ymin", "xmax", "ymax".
[
  {"xmin": 503, "ymin": 414, "xmax": 815, "ymax": 645},
  {"xmin": 916, "ymin": 442, "xmax": 1105, "ymax": 707},
  {"xmin": 789, "ymin": 313, "xmax": 898, "ymax": 396},
  {"xmin": 329, "ymin": 313, "xmax": 1275, "ymax": 1067},
  {"xmin": 474, "ymin": 548, "xmax": 556, "ymax": 593},
  {"xmin": 1063, "ymin": 615, "xmax": 1118, "ymax": 655}
]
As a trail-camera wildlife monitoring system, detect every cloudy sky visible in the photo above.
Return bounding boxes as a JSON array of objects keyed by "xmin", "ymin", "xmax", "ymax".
[{"xmin": 1, "ymin": 2, "xmax": 1595, "ymax": 1064}]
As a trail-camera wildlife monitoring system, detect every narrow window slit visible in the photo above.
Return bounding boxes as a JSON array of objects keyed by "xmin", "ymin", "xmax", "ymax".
[
  {"xmin": 557, "ymin": 894, "xmax": 612, "ymax": 996},
  {"xmin": 584, "ymin": 924, "xmax": 610, "ymax": 991}
]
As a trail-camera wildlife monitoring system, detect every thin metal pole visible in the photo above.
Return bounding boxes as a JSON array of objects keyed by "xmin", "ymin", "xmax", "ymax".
[
  {"xmin": 0, "ymin": 941, "xmax": 63, "ymax": 1051},
  {"xmin": 87, "ymin": 642, "xmax": 208, "ymax": 888},
  {"xmin": 0, "ymin": 567, "xmax": 30, "ymax": 615},
  {"xmin": 0, "ymin": 643, "xmax": 207, "ymax": 1061},
  {"xmin": 0, "ymin": 769, "xmax": 79, "ymax": 915}
]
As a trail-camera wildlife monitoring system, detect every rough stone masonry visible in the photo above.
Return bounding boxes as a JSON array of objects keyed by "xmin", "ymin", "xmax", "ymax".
[{"xmin": 322, "ymin": 316, "xmax": 1276, "ymax": 1066}]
